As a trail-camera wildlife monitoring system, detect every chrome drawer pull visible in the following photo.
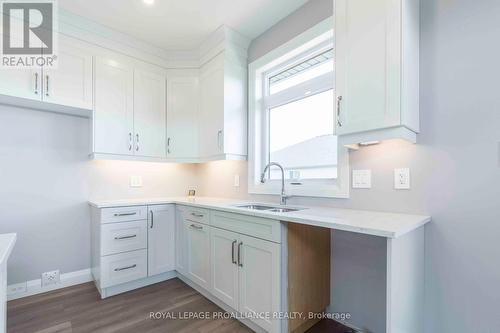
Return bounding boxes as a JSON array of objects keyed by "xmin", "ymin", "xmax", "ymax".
[
  {"xmin": 231, "ymin": 240, "xmax": 237, "ymax": 265},
  {"xmin": 114, "ymin": 264, "xmax": 137, "ymax": 272},
  {"xmin": 114, "ymin": 235, "xmax": 137, "ymax": 240},
  {"xmin": 237, "ymin": 242, "xmax": 243, "ymax": 267},
  {"xmin": 113, "ymin": 212, "xmax": 137, "ymax": 217},
  {"xmin": 191, "ymin": 213, "xmax": 204, "ymax": 218},
  {"xmin": 190, "ymin": 224, "xmax": 203, "ymax": 230}
]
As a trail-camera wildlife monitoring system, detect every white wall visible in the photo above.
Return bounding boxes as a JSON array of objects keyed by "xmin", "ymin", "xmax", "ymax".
[{"xmin": 0, "ymin": 105, "xmax": 197, "ymax": 284}]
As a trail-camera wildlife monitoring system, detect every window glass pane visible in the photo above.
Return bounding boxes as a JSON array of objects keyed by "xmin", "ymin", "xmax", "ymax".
[
  {"xmin": 268, "ymin": 89, "xmax": 337, "ymax": 180},
  {"xmin": 269, "ymin": 49, "xmax": 333, "ymax": 95}
]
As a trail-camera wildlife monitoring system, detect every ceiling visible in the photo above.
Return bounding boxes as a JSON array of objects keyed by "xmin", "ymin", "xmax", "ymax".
[{"xmin": 58, "ymin": 0, "xmax": 309, "ymax": 51}]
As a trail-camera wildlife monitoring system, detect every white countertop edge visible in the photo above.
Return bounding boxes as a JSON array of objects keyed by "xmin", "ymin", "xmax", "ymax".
[
  {"xmin": 0, "ymin": 233, "xmax": 17, "ymax": 265},
  {"xmin": 88, "ymin": 197, "xmax": 431, "ymax": 239}
]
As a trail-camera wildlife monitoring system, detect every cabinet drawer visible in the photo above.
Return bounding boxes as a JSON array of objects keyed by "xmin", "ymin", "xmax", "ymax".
[
  {"xmin": 101, "ymin": 206, "xmax": 147, "ymax": 224},
  {"xmin": 178, "ymin": 206, "xmax": 210, "ymax": 225},
  {"xmin": 211, "ymin": 210, "xmax": 281, "ymax": 243},
  {"xmin": 100, "ymin": 249, "xmax": 147, "ymax": 288},
  {"xmin": 101, "ymin": 220, "xmax": 147, "ymax": 256}
]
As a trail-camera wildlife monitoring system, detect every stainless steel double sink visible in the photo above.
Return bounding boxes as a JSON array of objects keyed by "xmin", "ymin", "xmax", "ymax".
[{"xmin": 235, "ymin": 204, "xmax": 305, "ymax": 213}]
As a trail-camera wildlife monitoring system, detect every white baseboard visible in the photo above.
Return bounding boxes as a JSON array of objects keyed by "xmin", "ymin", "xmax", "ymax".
[{"xmin": 7, "ymin": 268, "xmax": 93, "ymax": 301}]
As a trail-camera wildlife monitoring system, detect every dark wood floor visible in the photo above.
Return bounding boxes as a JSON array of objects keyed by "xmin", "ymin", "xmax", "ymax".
[{"xmin": 7, "ymin": 278, "xmax": 353, "ymax": 333}]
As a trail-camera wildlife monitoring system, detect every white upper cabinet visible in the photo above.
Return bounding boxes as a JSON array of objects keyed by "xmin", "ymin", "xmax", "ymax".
[
  {"xmin": 133, "ymin": 68, "xmax": 167, "ymax": 158},
  {"xmin": 198, "ymin": 27, "xmax": 249, "ymax": 161},
  {"xmin": 93, "ymin": 54, "xmax": 167, "ymax": 159},
  {"xmin": 42, "ymin": 35, "xmax": 93, "ymax": 109},
  {"xmin": 93, "ymin": 54, "xmax": 134, "ymax": 156},
  {"xmin": 0, "ymin": 33, "xmax": 93, "ymax": 114},
  {"xmin": 0, "ymin": 27, "xmax": 42, "ymax": 101},
  {"xmin": 166, "ymin": 70, "xmax": 199, "ymax": 160},
  {"xmin": 0, "ymin": 66, "xmax": 41, "ymax": 102},
  {"xmin": 335, "ymin": 0, "xmax": 420, "ymax": 144}
]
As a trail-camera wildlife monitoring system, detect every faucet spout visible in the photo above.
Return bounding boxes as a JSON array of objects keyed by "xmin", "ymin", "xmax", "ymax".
[{"xmin": 260, "ymin": 162, "xmax": 289, "ymax": 205}]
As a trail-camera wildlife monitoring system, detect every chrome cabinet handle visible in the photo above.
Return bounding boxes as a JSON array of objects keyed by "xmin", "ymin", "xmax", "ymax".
[
  {"xmin": 113, "ymin": 212, "xmax": 136, "ymax": 217},
  {"xmin": 135, "ymin": 134, "xmax": 139, "ymax": 151},
  {"xmin": 231, "ymin": 240, "xmax": 237, "ymax": 264},
  {"xmin": 128, "ymin": 133, "xmax": 132, "ymax": 151},
  {"xmin": 337, "ymin": 95, "xmax": 343, "ymax": 127},
  {"xmin": 114, "ymin": 264, "xmax": 137, "ymax": 272},
  {"xmin": 167, "ymin": 137, "xmax": 171, "ymax": 154},
  {"xmin": 34, "ymin": 72, "xmax": 39, "ymax": 94},
  {"xmin": 150, "ymin": 210, "xmax": 154, "ymax": 229},
  {"xmin": 237, "ymin": 242, "xmax": 243, "ymax": 267},
  {"xmin": 190, "ymin": 223, "xmax": 203, "ymax": 230},
  {"xmin": 191, "ymin": 212, "xmax": 204, "ymax": 218},
  {"xmin": 114, "ymin": 235, "xmax": 137, "ymax": 240},
  {"xmin": 45, "ymin": 75, "xmax": 49, "ymax": 97}
]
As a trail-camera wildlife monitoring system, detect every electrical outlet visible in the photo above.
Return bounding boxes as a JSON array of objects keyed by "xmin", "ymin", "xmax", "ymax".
[
  {"xmin": 41, "ymin": 270, "xmax": 60, "ymax": 287},
  {"xmin": 7, "ymin": 282, "xmax": 27, "ymax": 295},
  {"xmin": 352, "ymin": 170, "xmax": 372, "ymax": 189},
  {"xmin": 130, "ymin": 176, "xmax": 143, "ymax": 188},
  {"xmin": 394, "ymin": 168, "xmax": 411, "ymax": 189}
]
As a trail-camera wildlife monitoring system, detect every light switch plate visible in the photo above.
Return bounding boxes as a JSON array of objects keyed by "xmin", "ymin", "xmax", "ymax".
[
  {"xmin": 352, "ymin": 170, "xmax": 371, "ymax": 189},
  {"xmin": 130, "ymin": 176, "xmax": 143, "ymax": 188},
  {"xmin": 234, "ymin": 174, "xmax": 240, "ymax": 187},
  {"xmin": 394, "ymin": 168, "xmax": 410, "ymax": 189}
]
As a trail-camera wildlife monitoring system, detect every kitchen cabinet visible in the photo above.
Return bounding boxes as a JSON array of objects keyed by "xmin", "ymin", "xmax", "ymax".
[
  {"xmin": 134, "ymin": 69, "xmax": 167, "ymax": 158},
  {"xmin": 90, "ymin": 204, "xmax": 176, "ymax": 298},
  {"xmin": 175, "ymin": 209, "xmax": 189, "ymax": 275},
  {"xmin": 0, "ymin": 66, "xmax": 41, "ymax": 102},
  {"xmin": 210, "ymin": 227, "xmax": 239, "ymax": 309},
  {"xmin": 93, "ymin": 52, "xmax": 167, "ymax": 159},
  {"xmin": 186, "ymin": 220, "xmax": 211, "ymax": 290},
  {"xmin": 208, "ymin": 211, "xmax": 281, "ymax": 333},
  {"xmin": 0, "ymin": 33, "xmax": 93, "ymax": 114},
  {"xmin": 166, "ymin": 71, "xmax": 199, "ymax": 160},
  {"xmin": 93, "ymin": 54, "xmax": 134, "ymax": 156},
  {"xmin": 335, "ymin": 0, "xmax": 420, "ymax": 144},
  {"xmin": 42, "ymin": 35, "xmax": 93, "ymax": 109},
  {"xmin": 147, "ymin": 205, "xmax": 175, "ymax": 276},
  {"xmin": 199, "ymin": 52, "xmax": 247, "ymax": 161},
  {"xmin": 238, "ymin": 234, "xmax": 281, "ymax": 333}
]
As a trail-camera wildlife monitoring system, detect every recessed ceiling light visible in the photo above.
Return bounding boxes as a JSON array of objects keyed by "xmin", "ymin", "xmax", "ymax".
[{"xmin": 143, "ymin": 0, "xmax": 154, "ymax": 5}]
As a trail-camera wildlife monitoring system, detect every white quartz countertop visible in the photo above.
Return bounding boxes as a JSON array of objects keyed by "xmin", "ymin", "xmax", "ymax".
[
  {"xmin": 88, "ymin": 197, "xmax": 431, "ymax": 238},
  {"xmin": 0, "ymin": 233, "xmax": 16, "ymax": 266}
]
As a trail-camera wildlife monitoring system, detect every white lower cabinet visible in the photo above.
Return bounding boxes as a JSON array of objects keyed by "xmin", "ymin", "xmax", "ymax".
[
  {"xmin": 175, "ymin": 210, "xmax": 189, "ymax": 275},
  {"xmin": 209, "ymin": 215, "xmax": 281, "ymax": 333},
  {"xmin": 186, "ymin": 221, "xmax": 211, "ymax": 290},
  {"xmin": 91, "ymin": 204, "xmax": 176, "ymax": 298},
  {"xmin": 100, "ymin": 249, "xmax": 148, "ymax": 288},
  {"xmin": 147, "ymin": 205, "xmax": 175, "ymax": 276},
  {"xmin": 175, "ymin": 206, "xmax": 282, "ymax": 333},
  {"xmin": 238, "ymin": 235, "xmax": 281, "ymax": 333},
  {"xmin": 210, "ymin": 227, "xmax": 240, "ymax": 309},
  {"xmin": 210, "ymin": 228, "xmax": 281, "ymax": 333}
]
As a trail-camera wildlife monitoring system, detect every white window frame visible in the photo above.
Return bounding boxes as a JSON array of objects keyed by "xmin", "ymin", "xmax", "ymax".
[{"xmin": 248, "ymin": 18, "xmax": 350, "ymax": 199}]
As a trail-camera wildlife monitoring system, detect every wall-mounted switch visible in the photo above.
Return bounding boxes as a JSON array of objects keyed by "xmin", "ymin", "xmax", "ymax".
[
  {"xmin": 394, "ymin": 168, "xmax": 410, "ymax": 189},
  {"xmin": 352, "ymin": 170, "xmax": 371, "ymax": 189},
  {"xmin": 234, "ymin": 174, "xmax": 240, "ymax": 187},
  {"xmin": 130, "ymin": 176, "xmax": 143, "ymax": 188}
]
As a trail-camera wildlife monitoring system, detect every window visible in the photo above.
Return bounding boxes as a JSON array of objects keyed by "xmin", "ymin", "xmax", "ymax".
[
  {"xmin": 264, "ymin": 47, "xmax": 336, "ymax": 181},
  {"xmin": 248, "ymin": 18, "xmax": 349, "ymax": 198}
]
